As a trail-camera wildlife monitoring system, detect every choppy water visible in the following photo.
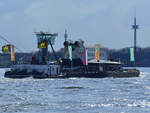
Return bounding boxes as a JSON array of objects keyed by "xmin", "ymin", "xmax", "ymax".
[{"xmin": 0, "ymin": 68, "xmax": 150, "ymax": 113}]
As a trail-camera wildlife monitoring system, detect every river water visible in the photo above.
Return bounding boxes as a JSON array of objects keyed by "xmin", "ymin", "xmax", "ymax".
[{"xmin": 0, "ymin": 68, "xmax": 150, "ymax": 113}]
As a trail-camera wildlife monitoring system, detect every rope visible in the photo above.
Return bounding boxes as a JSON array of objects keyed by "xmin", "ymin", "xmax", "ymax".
[{"xmin": 0, "ymin": 35, "xmax": 23, "ymax": 52}]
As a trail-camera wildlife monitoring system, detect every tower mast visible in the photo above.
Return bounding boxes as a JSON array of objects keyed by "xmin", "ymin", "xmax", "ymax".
[
  {"xmin": 64, "ymin": 29, "xmax": 68, "ymax": 41},
  {"xmin": 132, "ymin": 16, "xmax": 139, "ymax": 65}
]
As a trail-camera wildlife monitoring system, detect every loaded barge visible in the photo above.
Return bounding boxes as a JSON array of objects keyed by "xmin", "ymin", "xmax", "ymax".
[{"xmin": 4, "ymin": 31, "xmax": 140, "ymax": 79}]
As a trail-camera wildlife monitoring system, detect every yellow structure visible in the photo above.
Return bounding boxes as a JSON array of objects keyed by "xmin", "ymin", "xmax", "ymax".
[
  {"xmin": 95, "ymin": 44, "xmax": 100, "ymax": 62},
  {"xmin": 38, "ymin": 41, "xmax": 48, "ymax": 48},
  {"xmin": 11, "ymin": 45, "xmax": 15, "ymax": 62},
  {"xmin": 2, "ymin": 45, "xmax": 11, "ymax": 53},
  {"xmin": 2, "ymin": 44, "xmax": 15, "ymax": 62}
]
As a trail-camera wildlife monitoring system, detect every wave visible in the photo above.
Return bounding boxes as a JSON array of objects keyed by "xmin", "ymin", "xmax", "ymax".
[{"xmin": 128, "ymin": 100, "xmax": 150, "ymax": 107}]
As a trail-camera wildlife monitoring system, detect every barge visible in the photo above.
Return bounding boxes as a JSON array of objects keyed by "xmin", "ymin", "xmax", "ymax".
[{"xmin": 4, "ymin": 31, "xmax": 140, "ymax": 79}]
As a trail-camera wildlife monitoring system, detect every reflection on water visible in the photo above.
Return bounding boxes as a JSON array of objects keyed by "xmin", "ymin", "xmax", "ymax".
[{"xmin": 0, "ymin": 68, "xmax": 150, "ymax": 113}]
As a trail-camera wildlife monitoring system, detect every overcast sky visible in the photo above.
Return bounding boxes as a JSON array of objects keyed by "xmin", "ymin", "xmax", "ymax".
[{"xmin": 0, "ymin": 0, "xmax": 149, "ymax": 52}]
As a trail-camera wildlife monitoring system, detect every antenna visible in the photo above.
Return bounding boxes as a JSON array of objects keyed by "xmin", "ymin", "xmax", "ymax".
[
  {"xmin": 132, "ymin": 16, "xmax": 139, "ymax": 66},
  {"xmin": 64, "ymin": 29, "xmax": 68, "ymax": 41}
]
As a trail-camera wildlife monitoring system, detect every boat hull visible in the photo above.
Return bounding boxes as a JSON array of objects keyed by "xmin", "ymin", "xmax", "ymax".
[
  {"xmin": 106, "ymin": 69, "xmax": 140, "ymax": 78},
  {"xmin": 62, "ymin": 69, "xmax": 140, "ymax": 78},
  {"xmin": 32, "ymin": 69, "xmax": 140, "ymax": 79},
  {"xmin": 4, "ymin": 71, "xmax": 32, "ymax": 79}
]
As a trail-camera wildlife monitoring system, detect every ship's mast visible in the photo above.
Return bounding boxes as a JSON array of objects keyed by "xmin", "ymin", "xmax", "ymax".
[
  {"xmin": 64, "ymin": 29, "xmax": 68, "ymax": 41},
  {"xmin": 132, "ymin": 16, "xmax": 139, "ymax": 65}
]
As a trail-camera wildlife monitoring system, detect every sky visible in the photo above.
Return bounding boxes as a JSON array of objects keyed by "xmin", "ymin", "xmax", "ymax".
[{"xmin": 0, "ymin": 0, "xmax": 149, "ymax": 52}]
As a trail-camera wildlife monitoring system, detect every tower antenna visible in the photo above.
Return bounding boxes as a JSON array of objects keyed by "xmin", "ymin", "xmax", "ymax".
[
  {"xmin": 64, "ymin": 29, "xmax": 68, "ymax": 41},
  {"xmin": 132, "ymin": 16, "xmax": 139, "ymax": 66}
]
